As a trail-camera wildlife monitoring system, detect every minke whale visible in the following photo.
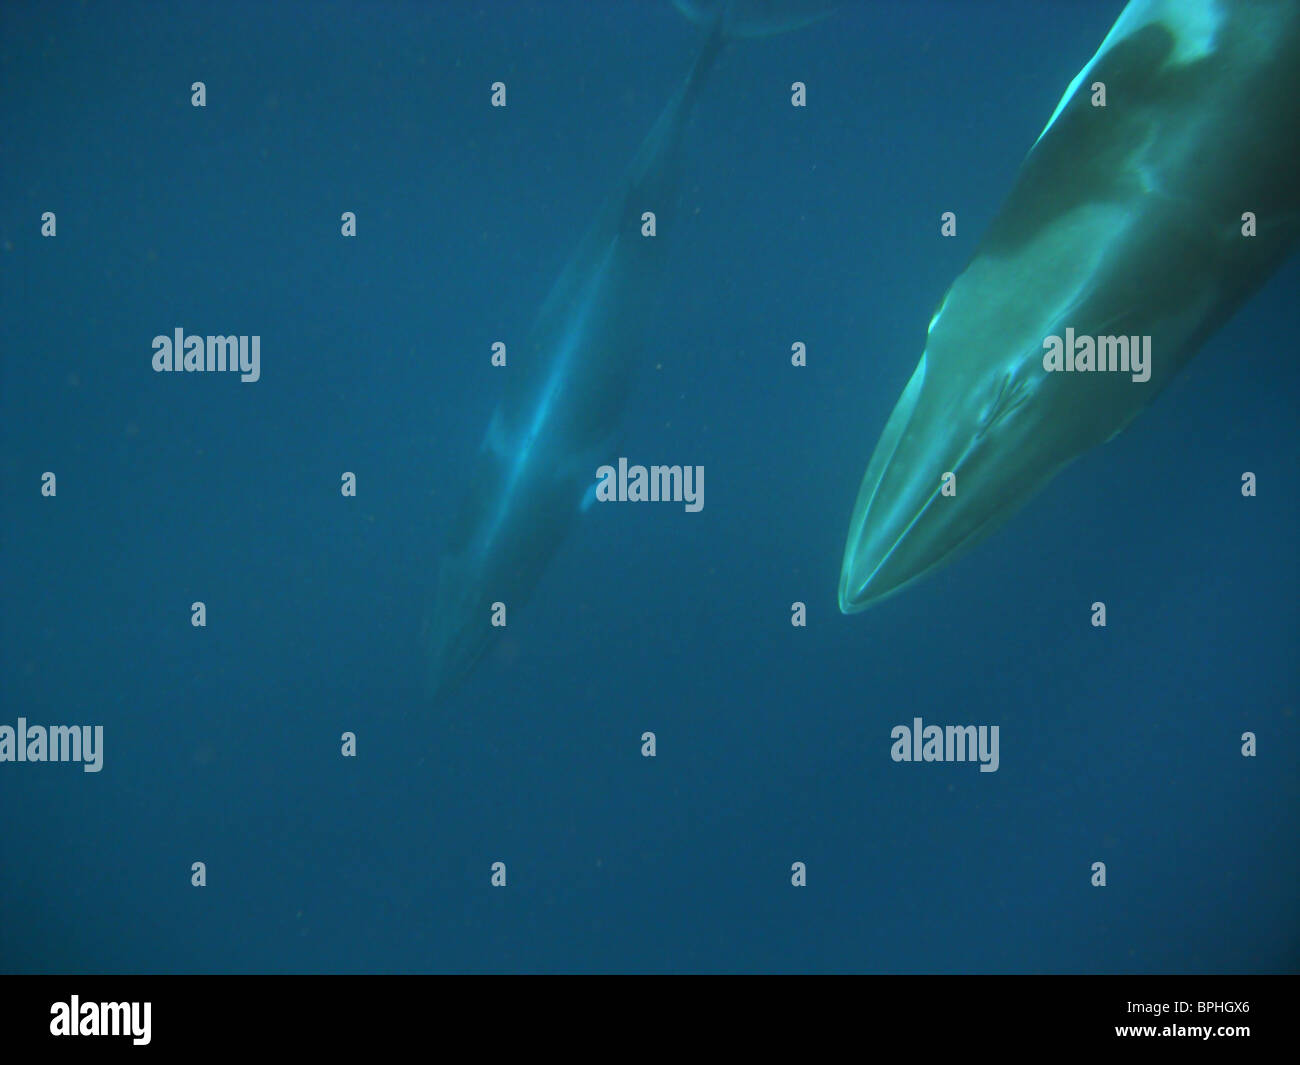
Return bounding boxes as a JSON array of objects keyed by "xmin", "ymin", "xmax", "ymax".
[
  {"xmin": 427, "ymin": 1, "xmax": 830, "ymax": 699},
  {"xmin": 839, "ymin": 0, "xmax": 1300, "ymax": 613}
]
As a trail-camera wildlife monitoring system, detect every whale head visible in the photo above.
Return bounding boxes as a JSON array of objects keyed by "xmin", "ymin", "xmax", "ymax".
[
  {"xmin": 836, "ymin": 347, "xmax": 1058, "ymax": 613},
  {"xmin": 838, "ymin": 229, "xmax": 1157, "ymax": 613},
  {"xmin": 424, "ymin": 549, "xmax": 497, "ymax": 703},
  {"xmin": 424, "ymin": 431, "xmax": 585, "ymax": 703}
]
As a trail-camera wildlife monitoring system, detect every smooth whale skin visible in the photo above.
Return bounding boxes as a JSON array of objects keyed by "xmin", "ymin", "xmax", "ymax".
[{"xmin": 839, "ymin": 0, "xmax": 1300, "ymax": 613}]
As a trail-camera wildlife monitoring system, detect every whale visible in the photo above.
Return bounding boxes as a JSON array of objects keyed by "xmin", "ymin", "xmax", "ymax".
[
  {"xmin": 426, "ymin": 2, "xmax": 830, "ymax": 700},
  {"xmin": 839, "ymin": 0, "xmax": 1300, "ymax": 613}
]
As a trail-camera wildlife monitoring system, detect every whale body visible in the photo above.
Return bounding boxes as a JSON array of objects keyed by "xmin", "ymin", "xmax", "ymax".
[
  {"xmin": 427, "ymin": 2, "xmax": 829, "ymax": 699},
  {"xmin": 839, "ymin": 0, "xmax": 1300, "ymax": 613}
]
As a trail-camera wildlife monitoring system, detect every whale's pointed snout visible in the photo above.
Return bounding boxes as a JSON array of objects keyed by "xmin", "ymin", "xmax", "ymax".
[
  {"xmin": 838, "ymin": 335, "xmax": 1060, "ymax": 613},
  {"xmin": 837, "ymin": 354, "xmax": 939, "ymax": 612},
  {"xmin": 837, "ymin": 351, "xmax": 996, "ymax": 612},
  {"xmin": 423, "ymin": 550, "xmax": 496, "ymax": 704}
]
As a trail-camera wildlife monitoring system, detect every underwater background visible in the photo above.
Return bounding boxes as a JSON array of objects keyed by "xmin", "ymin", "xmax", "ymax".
[{"xmin": 1, "ymin": 0, "xmax": 1296, "ymax": 973}]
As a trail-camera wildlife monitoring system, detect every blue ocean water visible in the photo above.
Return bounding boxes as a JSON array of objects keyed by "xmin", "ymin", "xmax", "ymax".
[{"xmin": 1, "ymin": 0, "xmax": 1296, "ymax": 974}]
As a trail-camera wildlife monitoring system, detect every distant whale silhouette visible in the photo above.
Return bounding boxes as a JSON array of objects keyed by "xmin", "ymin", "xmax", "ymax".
[{"xmin": 427, "ymin": 1, "xmax": 832, "ymax": 698}]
